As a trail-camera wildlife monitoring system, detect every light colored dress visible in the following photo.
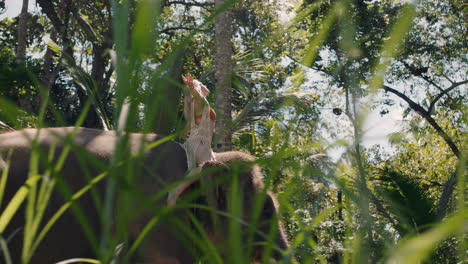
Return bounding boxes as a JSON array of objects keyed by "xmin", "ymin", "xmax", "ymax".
[
  {"xmin": 167, "ymin": 78, "xmax": 216, "ymax": 206},
  {"xmin": 183, "ymin": 79, "xmax": 216, "ymax": 170}
]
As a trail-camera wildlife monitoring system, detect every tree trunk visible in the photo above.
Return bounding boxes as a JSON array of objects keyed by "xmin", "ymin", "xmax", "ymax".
[
  {"xmin": 16, "ymin": 0, "xmax": 29, "ymax": 63},
  {"xmin": 42, "ymin": 30, "xmax": 57, "ymax": 90},
  {"xmin": 16, "ymin": 0, "xmax": 34, "ymax": 113},
  {"xmin": 37, "ymin": 0, "xmax": 76, "ymax": 120},
  {"xmin": 40, "ymin": 29, "xmax": 57, "ymax": 121},
  {"xmin": 214, "ymin": 0, "xmax": 233, "ymax": 152},
  {"xmin": 82, "ymin": 44, "xmax": 108, "ymax": 129},
  {"xmin": 337, "ymin": 191, "xmax": 342, "ymax": 220}
]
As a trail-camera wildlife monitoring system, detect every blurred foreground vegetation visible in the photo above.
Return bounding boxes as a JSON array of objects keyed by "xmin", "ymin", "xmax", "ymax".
[{"xmin": 0, "ymin": 0, "xmax": 466, "ymax": 263}]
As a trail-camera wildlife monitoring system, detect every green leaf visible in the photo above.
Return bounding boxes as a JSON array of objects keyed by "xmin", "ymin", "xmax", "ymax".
[{"xmin": 386, "ymin": 211, "xmax": 466, "ymax": 264}]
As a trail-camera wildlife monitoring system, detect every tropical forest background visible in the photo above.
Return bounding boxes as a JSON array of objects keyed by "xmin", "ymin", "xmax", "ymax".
[{"xmin": 0, "ymin": 0, "xmax": 466, "ymax": 263}]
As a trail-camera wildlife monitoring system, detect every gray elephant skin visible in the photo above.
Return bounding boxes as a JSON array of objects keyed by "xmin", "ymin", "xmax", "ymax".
[{"xmin": 0, "ymin": 127, "xmax": 289, "ymax": 263}]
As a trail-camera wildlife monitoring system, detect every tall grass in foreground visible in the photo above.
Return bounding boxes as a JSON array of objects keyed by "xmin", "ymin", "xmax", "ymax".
[{"xmin": 0, "ymin": 0, "xmax": 466, "ymax": 263}]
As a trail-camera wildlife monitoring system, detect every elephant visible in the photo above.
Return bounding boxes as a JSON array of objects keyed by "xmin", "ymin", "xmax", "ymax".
[{"xmin": 0, "ymin": 127, "xmax": 289, "ymax": 263}]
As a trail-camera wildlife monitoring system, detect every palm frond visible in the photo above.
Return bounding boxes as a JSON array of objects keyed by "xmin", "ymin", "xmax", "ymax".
[
  {"xmin": 47, "ymin": 40, "xmax": 112, "ymax": 130},
  {"xmin": 233, "ymin": 50, "xmax": 267, "ymax": 84},
  {"xmin": 232, "ymin": 90, "xmax": 318, "ymax": 131},
  {"xmin": 376, "ymin": 169, "xmax": 438, "ymax": 236}
]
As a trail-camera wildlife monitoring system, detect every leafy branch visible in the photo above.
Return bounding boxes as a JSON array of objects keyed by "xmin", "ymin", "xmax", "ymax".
[
  {"xmin": 167, "ymin": 0, "xmax": 214, "ymax": 10},
  {"xmin": 428, "ymin": 80, "xmax": 468, "ymax": 114},
  {"xmin": 232, "ymin": 91, "xmax": 318, "ymax": 132},
  {"xmin": 383, "ymin": 85, "xmax": 462, "ymax": 218},
  {"xmin": 383, "ymin": 85, "xmax": 460, "ymax": 159}
]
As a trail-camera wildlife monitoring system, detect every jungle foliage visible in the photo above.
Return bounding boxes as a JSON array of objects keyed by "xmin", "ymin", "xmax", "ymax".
[{"xmin": 0, "ymin": 0, "xmax": 466, "ymax": 263}]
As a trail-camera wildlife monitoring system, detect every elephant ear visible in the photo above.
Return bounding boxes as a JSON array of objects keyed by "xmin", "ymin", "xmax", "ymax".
[
  {"xmin": 195, "ymin": 159, "xmax": 262, "ymax": 213},
  {"xmin": 167, "ymin": 161, "xmax": 231, "ymax": 208},
  {"xmin": 167, "ymin": 158, "xmax": 290, "ymax": 260},
  {"xmin": 167, "ymin": 157, "xmax": 268, "ymax": 213}
]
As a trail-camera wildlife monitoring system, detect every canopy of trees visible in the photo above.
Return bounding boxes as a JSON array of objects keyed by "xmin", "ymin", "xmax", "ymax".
[{"xmin": 0, "ymin": 0, "xmax": 466, "ymax": 263}]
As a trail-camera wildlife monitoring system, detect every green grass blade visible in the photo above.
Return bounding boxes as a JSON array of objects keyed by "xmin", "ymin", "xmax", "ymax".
[
  {"xmin": 0, "ymin": 175, "xmax": 41, "ymax": 233},
  {"xmin": 386, "ymin": 211, "xmax": 467, "ymax": 264},
  {"xmin": 55, "ymin": 258, "xmax": 101, "ymax": 264},
  {"xmin": 368, "ymin": 3, "xmax": 417, "ymax": 93},
  {"xmin": 0, "ymin": 150, "xmax": 12, "ymax": 208},
  {"xmin": 30, "ymin": 171, "xmax": 108, "ymax": 256},
  {"xmin": 301, "ymin": 2, "xmax": 339, "ymax": 67},
  {"xmin": 0, "ymin": 234, "xmax": 12, "ymax": 264}
]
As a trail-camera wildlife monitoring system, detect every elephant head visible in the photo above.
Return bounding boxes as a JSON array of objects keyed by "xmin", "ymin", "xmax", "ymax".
[{"xmin": 169, "ymin": 151, "xmax": 290, "ymax": 263}]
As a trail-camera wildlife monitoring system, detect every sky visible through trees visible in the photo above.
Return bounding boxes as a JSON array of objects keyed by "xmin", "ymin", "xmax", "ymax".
[
  {"xmin": 0, "ymin": 0, "xmax": 406, "ymax": 160},
  {"xmin": 0, "ymin": 0, "xmax": 465, "ymax": 263}
]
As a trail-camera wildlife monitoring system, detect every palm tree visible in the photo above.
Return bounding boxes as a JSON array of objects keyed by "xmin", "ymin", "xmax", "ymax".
[{"xmin": 214, "ymin": 0, "xmax": 234, "ymax": 151}]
